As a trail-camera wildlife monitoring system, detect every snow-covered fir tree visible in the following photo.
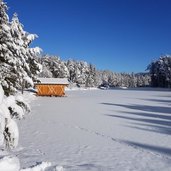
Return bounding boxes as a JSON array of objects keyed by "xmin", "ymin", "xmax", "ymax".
[
  {"xmin": 0, "ymin": 1, "xmax": 42, "ymax": 95},
  {"xmin": 39, "ymin": 55, "xmax": 69, "ymax": 78},
  {"xmin": 66, "ymin": 59, "xmax": 77, "ymax": 82},
  {"xmin": 147, "ymin": 55, "xmax": 171, "ymax": 87},
  {"xmin": 0, "ymin": 0, "xmax": 15, "ymax": 95},
  {"xmin": 0, "ymin": 0, "xmax": 38, "ymax": 150}
]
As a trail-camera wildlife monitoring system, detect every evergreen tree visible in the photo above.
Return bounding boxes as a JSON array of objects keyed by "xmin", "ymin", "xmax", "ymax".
[
  {"xmin": 0, "ymin": 0, "xmax": 18, "ymax": 95},
  {"xmin": 67, "ymin": 59, "xmax": 76, "ymax": 82},
  {"xmin": 0, "ymin": 1, "xmax": 42, "ymax": 95},
  {"xmin": 39, "ymin": 55, "xmax": 69, "ymax": 78},
  {"xmin": 147, "ymin": 55, "xmax": 171, "ymax": 88}
]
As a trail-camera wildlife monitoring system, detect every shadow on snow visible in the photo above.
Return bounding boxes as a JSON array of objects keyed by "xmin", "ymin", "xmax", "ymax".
[
  {"xmin": 105, "ymin": 114, "xmax": 171, "ymax": 127},
  {"xmin": 101, "ymin": 103, "xmax": 171, "ymax": 114},
  {"xmin": 138, "ymin": 98, "xmax": 171, "ymax": 106},
  {"xmin": 122, "ymin": 140, "xmax": 171, "ymax": 157},
  {"xmin": 101, "ymin": 102, "xmax": 171, "ymax": 135},
  {"xmin": 101, "ymin": 102, "xmax": 171, "ymax": 155}
]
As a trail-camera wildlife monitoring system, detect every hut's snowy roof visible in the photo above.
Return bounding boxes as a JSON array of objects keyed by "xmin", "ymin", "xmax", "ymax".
[{"xmin": 36, "ymin": 78, "xmax": 69, "ymax": 85}]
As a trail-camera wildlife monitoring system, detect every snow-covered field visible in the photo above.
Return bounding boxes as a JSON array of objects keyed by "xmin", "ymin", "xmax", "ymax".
[{"xmin": 10, "ymin": 89, "xmax": 171, "ymax": 170}]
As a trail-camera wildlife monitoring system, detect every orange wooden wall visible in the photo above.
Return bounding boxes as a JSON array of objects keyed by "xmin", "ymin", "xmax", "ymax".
[{"xmin": 35, "ymin": 84, "xmax": 66, "ymax": 96}]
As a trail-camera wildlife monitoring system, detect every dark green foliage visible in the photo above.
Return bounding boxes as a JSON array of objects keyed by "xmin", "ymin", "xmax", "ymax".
[{"xmin": 147, "ymin": 56, "xmax": 171, "ymax": 88}]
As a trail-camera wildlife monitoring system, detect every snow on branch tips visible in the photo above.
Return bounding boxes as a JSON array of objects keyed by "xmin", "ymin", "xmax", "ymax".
[
  {"xmin": 0, "ymin": 0, "xmax": 42, "ymax": 95},
  {"xmin": 0, "ymin": 84, "xmax": 19, "ymax": 149},
  {"xmin": 0, "ymin": 83, "xmax": 31, "ymax": 149}
]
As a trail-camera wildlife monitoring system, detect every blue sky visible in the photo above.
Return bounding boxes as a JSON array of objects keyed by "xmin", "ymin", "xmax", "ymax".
[{"xmin": 5, "ymin": 0, "xmax": 171, "ymax": 73}]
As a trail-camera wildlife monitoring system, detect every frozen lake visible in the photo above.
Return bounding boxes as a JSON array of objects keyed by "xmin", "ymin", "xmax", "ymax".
[{"xmin": 16, "ymin": 88, "xmax": 171, "ymax": 171}]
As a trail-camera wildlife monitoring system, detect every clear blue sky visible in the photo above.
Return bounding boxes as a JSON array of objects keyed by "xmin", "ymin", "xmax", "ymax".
[{"xmin": 5, "ymin": 0, "xmax": 171, "ymax": 73}]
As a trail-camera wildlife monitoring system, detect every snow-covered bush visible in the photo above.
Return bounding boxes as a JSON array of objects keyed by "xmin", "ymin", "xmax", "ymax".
[
  {"xmin": 0, "ymin": 84, "xmax": 30, "ymax": 149},
  {"xmin": 0, "ymin": 156, "xmax": 20, "ymax": 171},
  {"xmin": 4, "ymin": 95, "xmax": 30, "ymax": 120},
  {"xmin": 15, "ymin": 95, "xmax": 30, "ymax": 115},
  {"xmin": 3, "ymin": 118, "xmax": 19, "ymax": 149},
  {"xmin": 0, "ymin": 84, "xmax": 18, "ymax": 149}
]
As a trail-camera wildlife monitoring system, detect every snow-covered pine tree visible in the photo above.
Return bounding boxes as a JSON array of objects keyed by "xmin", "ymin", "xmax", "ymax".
[
  {"xmin": 39, "ymin": 55, "xmax": 69, "ymax": 78},
  {"xmin": 147, "ymin": 55, "xmax": 171, "ymax": 87},
  {"xmin": 76, "ymin": 61, "xmax": 89, "ymax": 85},
  {"xmin": 0, "ymin": 0, "xmax": 39, "ymax": 150},
  {"xmin": 85, "ymin": 64, "xmax": 96, "ymax": 87},
  {"xmin": 0, "ymin": 0, "xmax": 16, "ymax": 95},
  {"xmin": 0, "ymin": 1, "xmax": 42, "ymax": 95},
  {"xmin": 10, "ymin": 13, "xmax": 42, "ymax": 89},
  {"xmin": 67, "ymin": 59, "xmax": 76, "ymax": 82}
]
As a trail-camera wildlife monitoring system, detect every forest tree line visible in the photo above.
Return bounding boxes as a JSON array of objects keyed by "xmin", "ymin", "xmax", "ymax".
[
  {"xmin": 1, "ymin": 0, "xmax": 171, "ymax": 97},
  {"xmin": 39, "ymin": 54, "xmax": 171, "ymax": 88},
  {"xmin": 38, "ymin": 55, "xmax": 151, "ymax": 88}
]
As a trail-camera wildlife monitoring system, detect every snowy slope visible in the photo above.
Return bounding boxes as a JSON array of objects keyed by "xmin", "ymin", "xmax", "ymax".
[{"xmin": 14, "ymin": 89, "xmax": 171, "ymax": 170}]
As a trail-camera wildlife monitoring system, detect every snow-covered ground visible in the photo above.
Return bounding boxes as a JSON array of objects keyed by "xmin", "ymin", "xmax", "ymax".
[{"xmin": 10, "ymin": 89, "xmax": 171, "ymax": 170}]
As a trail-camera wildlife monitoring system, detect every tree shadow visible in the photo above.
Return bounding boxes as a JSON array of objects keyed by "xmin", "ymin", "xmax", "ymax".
[
  {"xmin": 105, "ymin": 114, "xmax": 171, "ymax": 127},
  {"xmin": 101, "ymin": 99, "xmax": 171, "ymax": 157},
  {"xmin": 110, "ymin": 87, "xmax": 171, "ymax": 92},
  {"xmin": 122, "ymin": 111, "xmax": 171, "ymax": 135},
  {"xmin": 102, "ymin": 102, "xmax": 171, "ymax": 135},
  {"xmin": 122, "ymin": 111, "xmax": 171, "ymax": 121},
  {"xmin": 139, "ymin": 98, "xmax": 171, "ymax": 105},
  {"xmin": 125, "ymin": 124, "xmax": 171, "ymax": 135},
  {"xmin": 101, "ymin": 103, "xmax": 171, "ymax": 114},
  {"xmin": 154, "ymin": 95, "xmax": 171, "ymax": 98},
  {"xmin": 122, "ymin": 140, "xmax": 171, "ymax": 157}
]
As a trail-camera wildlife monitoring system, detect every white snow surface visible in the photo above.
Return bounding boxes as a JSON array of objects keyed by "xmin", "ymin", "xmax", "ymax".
[
  {"xmin": 4, "ymin": 95, "xmax": 24, "ymax": 119},
  {"xmin": 0, "ymin": 85, "xmax": 4, "ymax": 104},
  {"xmin": 0, "ymin": 156, "xmax": 20, "ymax": 171},
  {"xmin": 36, "ymin": 78, "xmax": 69, "ymax": 85},
  {"xmin": 24, "ymin": 77, "xmax": 34, "ymax": 87},
  {"xmin": 20, "ymin": 162, "xmax": 51, "ymax": 171},
  {"xmin": 0, "ymin": 86, "xmax": 19, "ymax": 149},
  {"xmin": 0, "ymin": 157, "xmax": 52, "ymax": 171},
  {"xmin": 3, "ymin": 88, "xmax": 171, "ymax": 170}
]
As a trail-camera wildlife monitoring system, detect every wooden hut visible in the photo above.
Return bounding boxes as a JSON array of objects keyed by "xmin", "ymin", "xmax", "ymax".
[{"xmin": 35, "ymin": 78, "xmax": 69, "ymax": 96}]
